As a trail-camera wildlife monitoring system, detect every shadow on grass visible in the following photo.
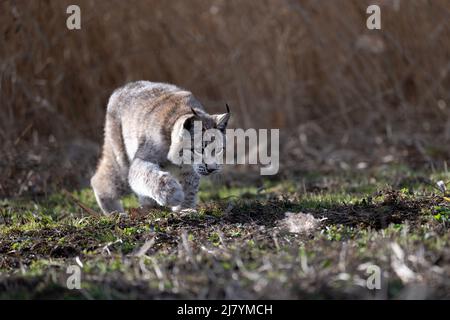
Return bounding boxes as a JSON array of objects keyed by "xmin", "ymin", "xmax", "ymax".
[{"xmin": 175, "ymin": 189, "xmax": 438, "ymax": 230}]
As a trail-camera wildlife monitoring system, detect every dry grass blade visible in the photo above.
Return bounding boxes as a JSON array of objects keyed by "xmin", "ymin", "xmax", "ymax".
[
  {"xmin": 134, "ymin": 238, "xmax": 156, "ymax": 257},
  {"xmin": 62, "ymin": 189, "xmax": 101, "ymax": 217},
  {"xmin": 13, "ymin": 123, "xmax": 33, "ymax": 146}
]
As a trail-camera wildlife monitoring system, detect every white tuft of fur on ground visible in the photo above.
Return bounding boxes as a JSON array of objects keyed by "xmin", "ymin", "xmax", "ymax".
[{"xmin": 278, "ymin": 212, "xmax": 321, "ymax": 235}]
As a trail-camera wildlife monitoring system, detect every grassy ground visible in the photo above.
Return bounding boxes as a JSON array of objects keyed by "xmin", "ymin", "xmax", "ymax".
[{"xmin": 0, "ymin": 166, "xmax": 449, "ymax": 299}]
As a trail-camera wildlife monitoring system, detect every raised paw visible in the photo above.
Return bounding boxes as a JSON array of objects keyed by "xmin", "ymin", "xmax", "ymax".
[{"xmin": 154, "ymin": 174, "xmax": 184, "ymax": 207}]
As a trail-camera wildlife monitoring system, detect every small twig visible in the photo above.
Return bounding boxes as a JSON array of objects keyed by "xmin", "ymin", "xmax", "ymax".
[
  {"xmin": 101, "ymin": 239, "xmax": 123, "ymax": 256},
  {"xmin": 181, "ymin": 230, "xmax": 198, "ymax": 269},
  {"xmin": 62, "ymin": 189, "xmax": 100, "ymax": 217},
  {"xmin": 14, "ymin": 123, "xmax": 33, "ymax": 146},
  {"xmin": 134, "ymin": 238, "xmax": 155, "ymax": 257}
]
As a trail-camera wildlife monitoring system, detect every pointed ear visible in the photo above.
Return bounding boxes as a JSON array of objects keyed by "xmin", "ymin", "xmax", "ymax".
[
  {"xmin": 215, "ymin": 104, "xmax": 231, "ymax": 131},
  {"xmin": 183, "ymin": 107, "xmax": 203, "ymax": 131}
]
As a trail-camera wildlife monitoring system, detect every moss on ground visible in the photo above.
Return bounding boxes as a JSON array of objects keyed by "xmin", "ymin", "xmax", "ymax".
[{"xmin": 0, "ymin": 169, "xmax": 449, "ymax": 299}]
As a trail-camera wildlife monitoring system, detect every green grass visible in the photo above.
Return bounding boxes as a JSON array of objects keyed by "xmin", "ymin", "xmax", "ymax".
[{"xmin": 0, "ymin": 168, "xmax": 449, "ymax": 299}]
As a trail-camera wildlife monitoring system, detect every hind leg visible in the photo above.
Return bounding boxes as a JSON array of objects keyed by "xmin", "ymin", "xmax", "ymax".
[{"xmin": 91, "ymin": 153, "xmax": 125, "ymax": 214}]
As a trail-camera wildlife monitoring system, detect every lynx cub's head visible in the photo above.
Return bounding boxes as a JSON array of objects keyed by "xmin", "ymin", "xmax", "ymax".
[{"xmin": 169, "ymin": 105, "xmax": 230, "ymax": 176}]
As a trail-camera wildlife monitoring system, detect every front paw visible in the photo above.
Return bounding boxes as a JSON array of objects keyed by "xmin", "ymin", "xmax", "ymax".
[{"xmin": 155, "ymin": 174, "xmax": 184, "ymax": 207}]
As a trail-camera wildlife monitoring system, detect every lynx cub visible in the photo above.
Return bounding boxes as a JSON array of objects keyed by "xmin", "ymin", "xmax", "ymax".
[{"xmin": 91, "ymin": 81, "xmax": 230, "ymax": 214}]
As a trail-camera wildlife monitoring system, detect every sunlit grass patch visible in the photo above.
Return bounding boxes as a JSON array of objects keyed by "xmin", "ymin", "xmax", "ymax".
[{"xmin": 0, "ymin": 168, "xmax": 449, "ymax": 299}]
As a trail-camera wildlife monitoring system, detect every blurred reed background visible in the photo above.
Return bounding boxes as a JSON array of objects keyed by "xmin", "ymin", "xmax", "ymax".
[{"xmin": 0, "ymin": 0, "xmax": 449, "ymax": 196}]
